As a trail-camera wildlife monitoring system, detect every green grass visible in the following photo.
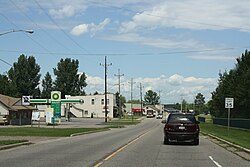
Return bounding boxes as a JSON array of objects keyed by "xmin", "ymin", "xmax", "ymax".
[
  {"xmin": 0, "ymin": 140, "xmax": 28, "ymax": 146},
  {"xmin": 0, "ymin": 127, "xmax": 109, "ymax": 137},
  {"xmin": 200, "ymin": 122, "xmax": 250, "ymax": 149},
  {"xmin": 104, "ymin": 117, "xmax": 141, "ymax": 125}
]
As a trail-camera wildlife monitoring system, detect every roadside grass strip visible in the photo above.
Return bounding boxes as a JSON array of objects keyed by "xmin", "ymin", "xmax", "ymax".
[
  {"xmin": 200, "ymin": 122, "xmax": 250, "ymax": 149},
  {"xmin": 0, "ymin": 127, "xmax": 110, "ymax": 137},
  {"xmin": 0, "ymin": 140, "xmax": 29, "ymax": 146}
]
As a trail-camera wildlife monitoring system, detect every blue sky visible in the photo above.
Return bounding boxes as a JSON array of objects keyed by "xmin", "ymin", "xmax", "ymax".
[{"xmin": 1, "ymin": 0, "xmax": 250, "ymax": 104}]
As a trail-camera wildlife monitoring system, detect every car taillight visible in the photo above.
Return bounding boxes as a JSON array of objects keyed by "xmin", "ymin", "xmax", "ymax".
[{"xmin": 165, "ymin": 124, "xmax": 174, "ymax": 131}]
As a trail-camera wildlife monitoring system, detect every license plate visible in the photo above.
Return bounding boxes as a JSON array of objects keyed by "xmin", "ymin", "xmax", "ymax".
[{"xmin": 179, "ymin": 126, "xmax": 185, "ymax": 130}]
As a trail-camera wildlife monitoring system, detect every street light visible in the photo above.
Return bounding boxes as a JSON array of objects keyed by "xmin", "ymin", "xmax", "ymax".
[{"xmin": 0, "ymin": 29, "xmax": 34, "ymax": 36}]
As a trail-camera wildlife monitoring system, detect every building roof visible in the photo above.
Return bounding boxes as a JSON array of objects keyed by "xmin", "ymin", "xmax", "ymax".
[{"xmin": 0, "ymin": 94, "xmax": 37, "ymax": 111}]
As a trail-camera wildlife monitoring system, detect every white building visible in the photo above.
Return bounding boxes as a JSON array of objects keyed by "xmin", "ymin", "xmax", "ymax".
[{"xmin": 65, "ymin": 94, "xmax": 116, "ymax": 118}]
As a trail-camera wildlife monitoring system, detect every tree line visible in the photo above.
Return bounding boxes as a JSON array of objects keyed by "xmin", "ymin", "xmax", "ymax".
[
  {"xmin": 208, "ymin": 50, "xmax": 250, "ymax": 119},
  {"xmin": 0, "ymin": 54, "xmax": 87, "ymax": 99}
]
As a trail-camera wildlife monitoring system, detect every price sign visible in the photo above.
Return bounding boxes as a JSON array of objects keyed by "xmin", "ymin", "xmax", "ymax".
[{"xmin": 225, "ymin": 98, "xmax": 234, "ymax": 108}]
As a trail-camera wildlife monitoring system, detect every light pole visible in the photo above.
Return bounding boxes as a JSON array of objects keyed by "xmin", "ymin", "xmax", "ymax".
[{"xmin": 0, "ymin": 29, "xmax": 34, "ymax": 36}]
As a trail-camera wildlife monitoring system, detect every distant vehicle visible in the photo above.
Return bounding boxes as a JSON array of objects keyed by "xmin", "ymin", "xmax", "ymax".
[
  {"xmin": 156, "ymin": 114, "xmax": 163, "ymax": 119},
  {"xmin": 162, "ymin": 113, "xmax": 200, "ymax": 145},
  {"xmin": 127, "ymin": 112, "xmax": 133, "ymax": 116},
  {"xmin": 146, "ymin": 110, "xmax": 154, "ymax": 118}
]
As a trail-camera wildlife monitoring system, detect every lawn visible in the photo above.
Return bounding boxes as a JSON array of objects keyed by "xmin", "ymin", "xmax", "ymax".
[
  {"xmin": 0, "ymin": 127, "xmax": 109, "ymax": 137},
  {"xmin": 200, "ymin": 122, "xmax": 250, "ymax": 149},
  {"xmin": 0, "ymin": 140, "xmax": 28, "ymax": 146},
  {"xmin": 104, "ymin": 117, "xmax": 142, "ymax": 125}
]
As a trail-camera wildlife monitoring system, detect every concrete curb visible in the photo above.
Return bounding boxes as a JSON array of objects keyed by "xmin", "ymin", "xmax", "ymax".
[
  {"xmin": 201, "ymin": 131, "xmax": 250, "ymax": 154},
  {"xmin": 0, "ymin": 141, "xmax": 33, "ymax": 151}
]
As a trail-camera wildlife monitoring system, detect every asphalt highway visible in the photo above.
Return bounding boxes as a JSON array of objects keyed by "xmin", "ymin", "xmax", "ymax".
[{"xmin": 0, "ymin": 118, "xmax": 249, "ymax": 167}]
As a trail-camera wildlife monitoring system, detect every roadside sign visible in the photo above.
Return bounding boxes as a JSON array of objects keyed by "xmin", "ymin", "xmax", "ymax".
[
  {"xmin": 51, "ymin": 91, "xmax": 61, "ymax": 118},
  {"xmin": 225, "ymin": 98, "xmax": 234, "ymax": 108},
  {"xmin": 51, "ymin": 91, "xmax": 61, "ymax": 101},
  {"xmin": 22, "ymin": 96, "xmax": 30, "ymax": 105}
]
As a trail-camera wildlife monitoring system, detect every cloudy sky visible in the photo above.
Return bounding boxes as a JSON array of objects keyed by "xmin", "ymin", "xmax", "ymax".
[{"xmin": 1, "ymin": 0, "xmax": 250, "ymax": 103}]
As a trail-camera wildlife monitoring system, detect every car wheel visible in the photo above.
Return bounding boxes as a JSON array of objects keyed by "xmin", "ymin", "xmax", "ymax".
[
  {"xmin": 194, "ymin": 139, "xmax": 199, "ymax": 145},
  {"xmin": 164, "ymin": 137, "xmax": 169, "ymax": 145}
]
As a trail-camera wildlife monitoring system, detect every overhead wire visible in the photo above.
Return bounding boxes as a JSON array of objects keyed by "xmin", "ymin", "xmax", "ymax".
[
  {"xmin": 33, "ymin": 0, "xmax": 89, "ymax": 53},
  {"xmin": 9, "ymin": 0, "xmax": 73, "ymax": 54},
  {"xmin": 87, "ymin": 0, "xmax": 250, "ymax": 32}
]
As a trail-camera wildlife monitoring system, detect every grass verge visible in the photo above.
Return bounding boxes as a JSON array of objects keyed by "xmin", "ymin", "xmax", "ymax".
[
  {"xmin": 104, "ymin": 117, "xmax": 141, "ymax": 125},
  {"xmin": 0, "ymin": 140, "xmax": 28, "ymax": 146},
  {"xmin": 0, "ymin": 127, "xmax": 109, "ymax": 137},
  {"xmin": 200, "ymin": 122, "xmax": 250, "ymax": 149}
]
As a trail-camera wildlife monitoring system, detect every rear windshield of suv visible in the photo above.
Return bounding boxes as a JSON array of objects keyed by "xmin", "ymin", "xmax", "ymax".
[{"xmin": 168, "ymin": 114, "xmax": 196, "ymax": 124}]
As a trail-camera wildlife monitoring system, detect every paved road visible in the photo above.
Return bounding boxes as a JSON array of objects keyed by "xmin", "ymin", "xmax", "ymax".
[{"xmin": 0, "ymin": 118, "xmax": 249, "ymax": 167}]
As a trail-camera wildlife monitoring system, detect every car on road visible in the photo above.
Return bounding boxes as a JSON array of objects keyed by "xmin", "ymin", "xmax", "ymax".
[
  {"xmin": 156, "ymin": 114, "xmax": 163, "ymax": 119},
  {"xmin": 162, "ymin": 113, "xmax": 200, "ymax": 145}
]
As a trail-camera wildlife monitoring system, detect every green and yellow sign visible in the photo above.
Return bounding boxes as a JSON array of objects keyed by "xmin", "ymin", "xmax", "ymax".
[{"xmin": 51, "ymin": 91, "xmax": 61, "ymax": 118}]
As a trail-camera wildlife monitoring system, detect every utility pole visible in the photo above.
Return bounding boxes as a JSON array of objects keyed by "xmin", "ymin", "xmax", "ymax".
[
  {"xmin": 128, "ymin": 78, "xmax": 136, "ymax": 117},
  {"xmin": 139, "ymin": 83, "xmax": 143, "ymax": 116},
  {"xmin": 114, "ymin": 69, "xmax": 124, "ymax": 118},
  {"xmin": 100, "ymin": 56, "xmax": 112, "ymax": 122}
]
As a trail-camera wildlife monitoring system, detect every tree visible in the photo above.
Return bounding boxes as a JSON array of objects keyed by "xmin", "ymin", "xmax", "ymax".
[
  {"xmin": 144, "ymin": 90, "xmax": 160, "ymax": 105},
  {"xmin": 0, "ymin": 74, "xmax": 16, "ymax": 96},
  {"xmin": 41, "ymin": 72, "xmax": 53, "ymax": 98},
  {"xmin": 194, "ymin": 93, "xmax": 205, "ymax": 115},
  {"xmin": 53, "ymin": 58, "xmax": 87, "ymax": 98},
  {"xmin": 93, "ymin": 91, "xmax": 99, "ymax": 95},
  {"xmin": 8, "ymin": 54, "xmax": 41, "ymax": 97},
  {"xmin": 209, "ymin": 50, "xmax": 250, "ymax": 118},
  {"xmin": 115, "ymin": 92, "xmax": 126, "ymax": 118}
]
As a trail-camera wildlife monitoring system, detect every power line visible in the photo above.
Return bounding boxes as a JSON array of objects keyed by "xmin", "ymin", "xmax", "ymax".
[
  {"xmin": 0, "ymin": 47, "xmax": 242, "ymax": 56},
  {"xmin": 34, "ymin": 0, "xmax": 89, "ymax": 53},
  {"xmin": 9, "ymin": 0, "xmax": 73, "ymax": 54},
  {"xmin": 88, "ymin": 0, "xmax": 250, "ymax": 32},
  {"xmin": 0, "ymin": 12, "xmax": 56, "ymax": 57},
  {"xmin": 0, "ymin": 58, "xmax": 12, "ymax": 67}
]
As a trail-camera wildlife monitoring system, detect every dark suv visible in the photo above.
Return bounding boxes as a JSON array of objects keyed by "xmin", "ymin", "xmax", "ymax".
[{"xmin": 162, "ymin": 113, "xmax": 200, "ymax": 145}]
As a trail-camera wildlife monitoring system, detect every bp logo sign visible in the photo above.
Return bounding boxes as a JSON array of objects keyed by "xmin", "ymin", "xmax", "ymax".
[
  {"xmin": 52, "ymin": 93, "xmax": 59, "ymax": 100},
  {"xmin": 51, "ymin": 91, "xmax": 61, "ymax": 101}
]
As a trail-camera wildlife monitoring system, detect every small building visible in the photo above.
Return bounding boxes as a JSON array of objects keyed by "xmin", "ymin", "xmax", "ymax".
[
  {"xmin": 64, "ymin": 93, "xmax": 116, "ymax": 118},
  {"xmin": 0, "ymin": 94, "xmax": 37, "ymax": 125}
]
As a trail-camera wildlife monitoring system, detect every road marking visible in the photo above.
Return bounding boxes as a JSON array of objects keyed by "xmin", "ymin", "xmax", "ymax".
[
  {"xmin": 93, "ymin": 130, "xmax": 150, "ymax": 167},
  {"xmin": 209, "ymin": 156, "xmax": 222, "ymax": 167}
]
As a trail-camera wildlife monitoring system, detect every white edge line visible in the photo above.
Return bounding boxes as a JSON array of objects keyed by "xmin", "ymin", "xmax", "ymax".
[{"xmin": 209, "ymin": 156, "xmax": 223, "ymax": 167}]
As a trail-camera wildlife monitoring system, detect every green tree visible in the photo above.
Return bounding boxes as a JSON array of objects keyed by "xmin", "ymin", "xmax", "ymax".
[
  {"xmin": 41, "ymin": 72, "xmax": 53, "ymax": 98},
  {"xmin": 144, "ymin": 90, "xmax": 160, "ymax": 105},
  {"xmin": 194, "ymin": 93, "xmax": 205, "ymax": 115},
  {"xmin": 115, "ymin": 92, "xmax": 126, "ymax": 117},
  {"xmin": 53, "ymin": 58, "xmax": 87, "ymax": 98},
  {"xmin": 8, "ymin": 54, "xmax": 41, "ymax": 97},
  {"xmin": 210, "ymin": 50, "xmax": 250, "ymax": 118},
  {"xmin": 0, "ymin": 74, "xmax": 16, "ymax": 96}
]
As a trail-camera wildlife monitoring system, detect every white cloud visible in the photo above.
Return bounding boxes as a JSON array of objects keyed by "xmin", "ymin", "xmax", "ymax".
[
  {"xmin": 49, "ymin": 5, "xmax": 75, "ymax": 19},
  {"xmin": 120, "ymin": 0, "xmax": 250, "ymax": 32},
  {"xmin": 71, "ymin": 24, "xmax": 89, "ymax": 36},
  {"xmin": 71, "ymin": 18, "xmax": 110, "ymax": 36},
  {"xmin": 84, "ymin": 73, "xmax": 217, "ymax": 104},
  {"xmin": 104, "ymin": 33, "xmax": 201, "ymax": 49}
]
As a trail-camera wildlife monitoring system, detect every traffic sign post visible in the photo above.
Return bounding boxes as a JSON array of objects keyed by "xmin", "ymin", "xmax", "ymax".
[{"xmin": 225, "ymin": 98, "xmax": 234, "ymax": 136}]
